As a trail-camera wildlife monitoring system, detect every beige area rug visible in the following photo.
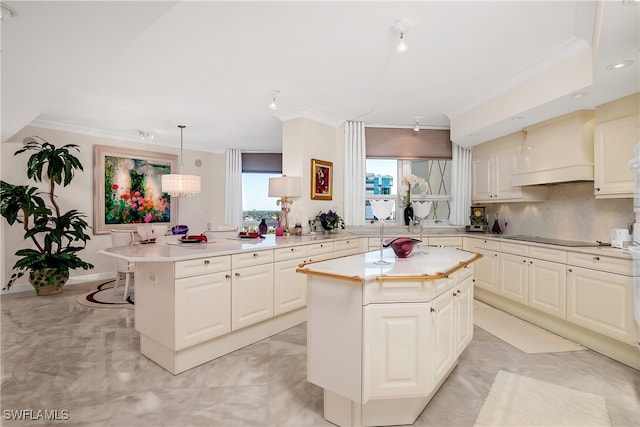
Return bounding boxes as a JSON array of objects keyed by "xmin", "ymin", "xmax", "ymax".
[
  {"xmin": 474, "ymin": 370, "xmax": 611, "ymax": 427},
  {"xmin": 474, "ymin": 300, "xmax": 585, "ymax": 353},
  {"xmin": 76, "ymin": 279, "xmax": 134, "ymax": 309}
]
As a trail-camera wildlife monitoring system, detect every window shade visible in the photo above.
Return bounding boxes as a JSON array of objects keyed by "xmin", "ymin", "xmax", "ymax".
[
  {"xmin": 365, "ymin": 128, "xmax": 452, "ymax": 159},
  {"xmin": 241, "ymin": 153, "xmax": 282, "ymax": 173}
]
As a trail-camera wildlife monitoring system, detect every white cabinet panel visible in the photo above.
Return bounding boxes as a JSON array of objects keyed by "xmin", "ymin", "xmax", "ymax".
[
  {"xmin": 431, "ymin": 291, "xmax": 455, "ymax": 385},
  {"xmin": 175, "ymin": 256, "xmax": 231, "ymax": 278},
  {"xmin": 474, "ymin": 248, "xmax": 499, "ymax": 293},
  {"xmin": 499, "ymin": 253, "xmax": 528, "ymax": 305},
  {"xmin": 528, "ymin": 258, "xmax": 566, "ymax": 319},
  {"xmin": 274, "ymin": 257, "xmax": 307, "ymax": 315},
  {"xmin": 567, "ymin": 266, "xmax": 636, "ymax": 344},
  {"xmin": 231, "ymin": 263, "xmax": 274, "ymax": 330},
  {"xmin": 363, "ymin": 303, "xmax": 431, "ymax": 401},
  {"xmin": 454, "ymin": 276, "xmax": 474, "ymax": 355},
  {"xmin": 594, "ymin": 114, "xmax": 639, "ymax": 198},
  {"xmin": 175, "ymin": 271, "xmax": 231, "ymax": 350}
]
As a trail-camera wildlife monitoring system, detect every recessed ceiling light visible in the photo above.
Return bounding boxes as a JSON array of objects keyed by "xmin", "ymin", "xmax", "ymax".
[
  {"xmin": 511, "ymin": 116, "xmax": 523, "ymax": 121},
  {"xmin": 572, "ymin": 92, "xmax": 586, "ymax": 99},
  {"xmin": 606, "ymin": 60, "xmax": 634, "ymax": 70}
]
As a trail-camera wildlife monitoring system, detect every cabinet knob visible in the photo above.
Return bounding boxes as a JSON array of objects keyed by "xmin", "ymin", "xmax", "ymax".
[
  {"xmin": 225, "ymin": 274, "xmax": 231, "ymax": 279},
  {"xmin": 522, "ymin": 259, "xmax": 527, "ymax": 263},
  {"xmin": 567, "ymin": 268, "xmax": 573, "ymax": 273},
  {"xmin": 290, "ymin": 248, "xmax": 295, "ymax": 252},
  {"xmin": 529, "ymin": 260, "xmax": 533, "ymax": 264},
  {"xmin": 595, "ymin": 187, "xmax": 601, "ymax": 192},
  {"xmin": 235, "ymin": 272, "xmax": 240, "ymax": 277},
  {"xmin": 253, "ymin": 253, "xmax": 258, "ymax": 257},
  {"xmin": 593, "ymin": 256, "xmax": 600, "ymax": 261},
  {"xmin": 204, "ymin": 259, "xmax": 210, "ymax": 265},
  {"xmin": 430, "ymin": 307, "xmax": 438, "ymax": 313}
]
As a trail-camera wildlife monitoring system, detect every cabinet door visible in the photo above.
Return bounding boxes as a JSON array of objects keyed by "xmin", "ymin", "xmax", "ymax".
[
  {"xmin": 472, "ymin": 153, "xmax": 493, "ymax": 201},
  {"xmin": 431, "ymin": 291, "xmax": 455, "ymax": 385},
  {"xmin": 499, "ymin": 253, "xmax": 528, "ymax": 305},
  {"xmin": 231, "ymin": 263, "xmax": 274, "ymax": 330},
  {"xmin": 175, "ymin": 271, "xmax": 231, "ymax": 350},
  {"xmin": 474, "ymin": 248, "xmax": 499, "ymax": 293},
  {"xmin": 494, "ymin": 145, "xmax": 522, "ymax": 200},
  {"xmin": 567, "ymin": 266, "xmax": 636, "ymax": 344},
  {"xmin": 363, "ymin": 303, "xmax": 432, "ymax": 402},
  {"xmin": 528, "ymin": 259, "xmax": 566, "ymax": 319},
  {"xmin": 454, "ymin": 276, "xmax": 474, "ymax": 356},
  {"xmin": 594, "ymin": 115, "xmax": 638, "ymax": 198},
  {"xmin": 274, "ymin": 257, "xmax": 307, "ymax": 315}
]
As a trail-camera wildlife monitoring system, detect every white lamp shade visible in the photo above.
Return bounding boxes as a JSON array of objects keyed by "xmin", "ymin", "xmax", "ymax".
[
  {"xmin": 162, "ymin": 174, "xmax": 201, "ymax": 197},
  {"xmin": 268, "ymin": 176, "xmax": 301, "ymax": 197}
]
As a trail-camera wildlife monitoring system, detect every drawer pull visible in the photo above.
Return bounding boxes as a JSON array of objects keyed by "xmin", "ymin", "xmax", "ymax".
[
  {"xmin": 567, "ymin": 268, "xmax": 573, "ymax": 273},
  {"xmin": 235, "ymin": 272, "xmax": 240, "ymax": 277},
  {"xmin": 204, "ymin": 259, "xmax": 210, "ymax": 265},
  {"xmin": 253, "ymin": 253, "xmax": 258, "ymax": 257},
  {"xmin": 290, "ymin": 248, "xmax": 295, "ymax": 252},
  {"xmin": 593, "ymin": 256, "xmax": 600, "ymax": 261},
  {"xmin": 430, "ymin": 307, "xmax": 438, "ymax": 313},
  {"xmin": 225, "ymin": 274, "xmax": 231, "ymax": 279}
]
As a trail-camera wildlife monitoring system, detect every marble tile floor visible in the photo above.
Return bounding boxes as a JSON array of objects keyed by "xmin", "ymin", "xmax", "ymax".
[{"xmin": 1, "ymin": 284, "xmax": 639, "ymax": 427}]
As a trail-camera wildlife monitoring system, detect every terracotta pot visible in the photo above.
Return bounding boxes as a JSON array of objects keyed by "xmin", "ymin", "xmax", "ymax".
[{"xmin": 28, "ymin": 268, "xmax": 69, "ymax": 295}]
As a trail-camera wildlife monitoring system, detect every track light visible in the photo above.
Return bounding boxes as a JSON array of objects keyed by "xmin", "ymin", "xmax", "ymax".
[
  {"xmin": 413, "ymin": 116, "xmax": 422, "ymax": 132},
  {"xmin": 268, "ymin": 90, "xmax": 280, "ymax": 110},
  {"xmin": 397, "ymin": 33, "xmax": 408, "ymax": 52}
]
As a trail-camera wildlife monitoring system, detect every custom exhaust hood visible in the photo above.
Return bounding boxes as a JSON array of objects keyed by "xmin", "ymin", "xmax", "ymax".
[{"xmin": 511, "ymin": 111, "xmax": 595, "ymax": 186}]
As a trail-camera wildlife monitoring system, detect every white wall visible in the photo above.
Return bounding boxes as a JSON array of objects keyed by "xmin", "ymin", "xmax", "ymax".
[
  {"xmin": 281, "ymin": 118, "xmax": 343, "ymax": 231},
  {"xmin": 1, "ymin": 126, "xmax": 225, "ymax": 289}
]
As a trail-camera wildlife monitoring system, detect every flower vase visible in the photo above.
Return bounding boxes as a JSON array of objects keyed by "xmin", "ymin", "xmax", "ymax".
[{"xmin": 403, "ymin": 205, "xmax": 414, "ymax": 226}]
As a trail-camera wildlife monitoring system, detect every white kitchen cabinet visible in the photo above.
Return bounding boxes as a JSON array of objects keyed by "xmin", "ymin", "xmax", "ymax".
[
  {"xmin": 363, "ymin": 303, "xmax": 432, "ymax": 400},
  {"xmin": 594, "ymin": 114, "xmax": 639, "ymax": 198},
  {"xmin": 499, "ymin": 253, "xmax": 529, "ymax": 305},
  {"xmin": 274, "ymin": 257, "xmax": 307, "ymax": 315},
  {"xmin": 472, "ymin": 133, "xmax": 547, "ymax": 203},
  {"xmin": 431, "ymin": 290, "xmax": 455, "ymax": 385},
  {"xmin": 175, "ymin": 271, "xmax": 231, "ymax": 350},
  {"xmin": 231, "ymin": 262, "xmax": 275, "ymax": 330},
  {"xmin": 333, "ymin": 237, "xmax": 364, "ymax": 257},
  {"xmin": 454, "ymin": 275, "xmax": 474, "ymax": 355},
  {"xmin": 566, "ymin": 266, "xmax": 636, "ymax": 344},
  {"xmin": 474, "ymin": 248, "xmax": 500, "ymax": 293},
  {"xmin": 307, "ymin": 241, "xmax": 334, "ymax": 262},
  {"xmin": 428, "ymin": 236, "xmax": 463, "ymax": 248},
  {"xmin": 527, "ymin": 258, "xmax": 567, "ymax": 319}
]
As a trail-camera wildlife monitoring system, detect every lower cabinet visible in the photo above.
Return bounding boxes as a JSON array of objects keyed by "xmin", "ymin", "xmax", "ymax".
[
  {"xmin": 454, "ymin": 276, "xmax": 474, "ymax": 355},
  {"xmin": 498, "ymin": 253, "xmax": 529, "ymax": 305},
  {"xmin": 528, "ymin": 258, "xmax": 566, "ymax": 319},
  {"xmin": 274, "ymin": 257, "xmax": 307, "ymax": 315},
  {"xmin": 231, "ymin": 263, "xmax": 275, "ymax": 330},
  {"xmin": 431, "ymin": 291, "xmax": 455, "ymax": 384},
  {"xmin": 175, "ymin": 271, "xmax": 231, "ymax": 350},
  {"xmin": 566, "ymin": 266, "xmax": 636, "ymax": 344},
  {"xmin": 363, "ymin": 303, "xmax": 432, "ymax": 401},
  {"xmin": 474, "ymin": 248, "xmax": 499, "ymax": 292}
]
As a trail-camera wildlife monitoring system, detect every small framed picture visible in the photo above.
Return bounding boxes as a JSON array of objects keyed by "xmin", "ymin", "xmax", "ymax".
[{"xmin": 311, "ymin": 158, "xmax": 333, "ymax": 200}]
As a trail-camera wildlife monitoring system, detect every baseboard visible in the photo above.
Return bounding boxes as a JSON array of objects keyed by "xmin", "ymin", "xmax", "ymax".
[{"xmin": 1, "ymin": 271, "xmax": 116, "ymax": 295}]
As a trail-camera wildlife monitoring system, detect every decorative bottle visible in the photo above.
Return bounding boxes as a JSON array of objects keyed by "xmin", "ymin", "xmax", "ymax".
[
  {"xmin": 275, "ymin": 220, "xmax": 284, "ymax": 236},
  {"xmin": 258, "ymin": 218, "xmax": 268, "ymax": 235}
]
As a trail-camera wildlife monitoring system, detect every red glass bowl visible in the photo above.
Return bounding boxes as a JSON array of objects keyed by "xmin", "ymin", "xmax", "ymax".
[{"xmin": 383, "ymin": 237, "xmax": 422, "ymax": 258}]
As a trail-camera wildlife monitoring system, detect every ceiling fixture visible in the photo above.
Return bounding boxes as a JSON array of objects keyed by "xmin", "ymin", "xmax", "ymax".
[
  {"xmin": 161, "ymin": 125, "xmax": 201, "ymax": 198},
  {"xmin": 606, "ymin": 60, "xmax": 634, "ymax": 70},
  {"xmin": 268, "ymin": 90, "xmax": 280, "ymax": 110},
  {"xmin": 413, "ymin": 116, "xmax": 422, "ymax": 132},
  {"xmin": 137, "ymin": 130, "xmax": 154, "ymax": 141},
  {"xmin": 393, "ymin": 19, "xmax": 412, "ymax": 53},
  {"xmin": 0, "ymin": 3, "xmax": 17, "ymax": 20}
]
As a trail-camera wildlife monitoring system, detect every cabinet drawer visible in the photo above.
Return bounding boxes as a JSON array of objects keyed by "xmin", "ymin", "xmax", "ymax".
[
  {"xmin": 333, "ymin": 238, "xmax": 362, "ymax": 255},
  {"xmin": 499, "ymin": 241, "xmax": 529, "ymax": 256},
  {"xmin": 274, "ymin": 245, "xmax": 308, "ymax": 262},
  {"xmin": 307, "ymin": 241, "xmax": 334, "ymax": 256},
  {"xmin": 428, "ymin": 236, "xmax": 463, "ymax": 248},
  {"xmin": 528, "ymin": 245, "xmax": 566, "ymax": 263},
  {"xmin": 175, "ymin": 256, "xmax": 231, "ymax": 278},
  {"xmin": 232, "ymin": 250, "xmax": 274, "ymax": 269},
  {"xmin": 566, "ymin": 252, "xmax": 631, "ymax": 275},
  {"xmin": 473, "ymin": 238, "xmax": 500, "ymax": 251}
]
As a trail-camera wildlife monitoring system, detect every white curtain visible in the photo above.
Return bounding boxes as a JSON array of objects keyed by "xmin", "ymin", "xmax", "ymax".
[
  {"xmin": 344, "ymin": 121, "xmax": 366, "ymax": 225},
  {"xmin": 450, "ymin": 142, "xmax": 472, "ymax": 226},
  {"xmin": 225, "ymin": 148, "xmax": 243, "ymax": 228}
]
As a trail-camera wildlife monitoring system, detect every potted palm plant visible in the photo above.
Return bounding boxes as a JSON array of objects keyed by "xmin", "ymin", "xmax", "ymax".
[{"xmin": 0, "ymin": 137, "xmax": 94, "ymax": 295}]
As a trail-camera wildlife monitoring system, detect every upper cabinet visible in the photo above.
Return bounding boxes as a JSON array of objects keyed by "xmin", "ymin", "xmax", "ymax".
[
  {"xmin": 594, "ymin": 114, "xmax": 640, "ymax": 199},
  {"xmin": 472, "ymin": 132, "xmax": 547, "ymax": 203}
]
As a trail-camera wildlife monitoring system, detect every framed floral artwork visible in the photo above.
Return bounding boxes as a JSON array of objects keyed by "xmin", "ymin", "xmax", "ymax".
[
  {"xmin": 93, "ymin": 145, "xmax": 177, "ymax": 235},
  {"xmin": 311, "ymin": 158, "xmax": 332, "ymax": 200}
]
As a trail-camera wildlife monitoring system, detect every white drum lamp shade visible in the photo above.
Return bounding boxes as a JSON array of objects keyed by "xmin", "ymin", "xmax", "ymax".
[
  {"xmin": 268, "ymin": 175, "xmax": 301, "ymax": 198},
  {"xmin": 161, "ymin": 173, "xmax": 201, "ymax": 197}
]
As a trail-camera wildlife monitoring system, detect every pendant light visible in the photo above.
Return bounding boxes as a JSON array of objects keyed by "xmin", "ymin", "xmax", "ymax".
[{"xmin": 161, "ymin": 125, "xmax": 201, "ymax": 197}]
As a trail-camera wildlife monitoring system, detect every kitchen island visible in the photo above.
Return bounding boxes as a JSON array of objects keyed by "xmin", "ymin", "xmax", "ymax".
[
  {"xmin": 297, "ymin": 247, "xmax": 482, "ymax": 427},
  {"xmin": 100, "ymin": 233, "xmax": 366, "ymax": 374}
]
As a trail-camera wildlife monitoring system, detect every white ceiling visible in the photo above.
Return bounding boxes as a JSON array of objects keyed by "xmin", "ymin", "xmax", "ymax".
[{"xmin": 2, "ymin": 1, "xmax": 638, "ymax": 153}]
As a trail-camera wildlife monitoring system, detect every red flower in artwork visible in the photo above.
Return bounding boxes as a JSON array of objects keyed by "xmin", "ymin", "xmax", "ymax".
[{"xmin": 112, "ymin": 183, "xmax": 119, "ymax": 191}]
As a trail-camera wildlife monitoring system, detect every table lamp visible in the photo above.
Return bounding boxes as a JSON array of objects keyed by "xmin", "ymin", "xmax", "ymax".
[{"xmin": 268, "ymin": 175, "xmax": 301, "ymax": 235}]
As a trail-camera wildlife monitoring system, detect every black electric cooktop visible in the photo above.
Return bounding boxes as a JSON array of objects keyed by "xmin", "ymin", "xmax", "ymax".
[{"xmin": 500, "ymin": 235, "xmax": 608, "ymax": 247}]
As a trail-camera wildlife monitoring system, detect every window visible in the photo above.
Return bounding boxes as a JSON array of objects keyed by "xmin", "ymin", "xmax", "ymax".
[
  {"xmin": 242, "ymin": 172, "xmax": 280, "ymax": 230},
  {"xmin": 365, "ymin": 159, "xmax": 452, "ymax": 224}
]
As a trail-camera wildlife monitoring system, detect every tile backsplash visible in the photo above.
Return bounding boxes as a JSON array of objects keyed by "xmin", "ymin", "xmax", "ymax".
[{"xmin": 484, "ymin": 182, "xmax": 634, "ymax": 243}]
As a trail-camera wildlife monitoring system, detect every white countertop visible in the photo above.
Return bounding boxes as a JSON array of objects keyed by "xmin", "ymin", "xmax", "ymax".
[
  {"xmin": 298, "ymin": 246, "xmax": 480, "ymax": 282},
  {"xmin": 100, "ymin": 233, "xmax": 348, "ymax": 262}
]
